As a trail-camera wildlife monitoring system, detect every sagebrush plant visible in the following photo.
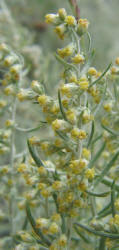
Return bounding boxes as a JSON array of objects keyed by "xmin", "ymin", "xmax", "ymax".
[{"xmin": 1, "ymin": 1, "xmax": 119, "ymax": 250}]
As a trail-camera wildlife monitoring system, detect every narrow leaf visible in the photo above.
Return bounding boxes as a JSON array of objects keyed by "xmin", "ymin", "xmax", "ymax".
[
  {"xmin": 74, "ymin": 223, "xmax": 119, "ymax": 239},
  {"xmin": 87, "ymin": 121, "xmax": 94, "ymax": 148},
  {"xmin": 15, "ymin": 122, "xmax": 46, "ymax": 133},
  {"xmin": 111, "ymin": 181, "xmax": 116, "ymax": 217},
  {"xmin": 88, "ymin": 142, "xmax": 106, "ymax": 169},
  {"xmin": 86, "ymin": 32, "xmax": 91, "ymax": 53},
  {"xmin": 89, "ymin": 63, "xmax": 112, "ymax": 87},
  {"xmin": 93, "ymin": 83, "xmax": 107, "ymax": 116},
  {"xmin": 27, "ymin": 140, "xmax": 45, "ymax": 167},
  {"xmin": 79, "ymin": 49, "xmax": 95, "ymax": 78},
  {"xmin": 101, "ymin": 176, "xmax": 119, "ymax": 192},
  {"xmin": 86, "ymin": 190, "xmax": 110, "ymax": 198},
  {"xmin": 55, "ymin": 53, "xmax": 78, "ymax": 73},
  {"xmin": 98, "ymin": 237, "xmax": 106, "ymax": 250},
  {"xmin": 97, "ymin": 201, "xmax": 111, "ymax": 216},
  {"xmin": 74, "ymin": 225, "xmax": 91, "ymax": 243},
  {"xmin": 91, "ymin": 134, "xmax": 102, "ymax": 145},
  {"xmin": 96, "ymin": 209, "xmax": 112, "ymax": 220},
  {"xmin": 58, "ymin": 90, "xmax": 68, "ymax": 122},
  {"xmin": 26, "ymin": 202, "xmax": 51, "ymax": 246},
  {"xmin": 94, "ymin": 150, "xmax": 119, "ymax": 187},
  {"xmin": 102, "ymin": 124, "xmax": 119, "ymax": 136}
]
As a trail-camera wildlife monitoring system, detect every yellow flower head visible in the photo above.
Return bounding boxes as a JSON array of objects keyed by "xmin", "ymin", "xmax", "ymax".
[
  {"xmin": 45, "ymin": 14, "xmax": 58, "ymax": 24},
  {"xmin": 88, "ymin": 67, "xmax": 97, "ymax": 76},
  {"xmin": 58, "ymin": 8, "xmax": 67, "ymax": 20},
  {"xmin": 49, "ymin": 222, "xmax": 59, "ymax": 234},
  {"xmin": 5, "ymin": 119, "xmax": 13, "ymax": 127},
  {"xmin": 4, "ymin": 86, "xmax": 14, "ymax": 96},
  {"xmin": 52, "ymin": 181, "xmax": 62, "ymax": 190},
  {"xmin": 58, "ymin": 234, "xmax": 67, "ymax": 246},
  {"xmin": 57, "ymin": 44, "xmax": 74, "ymax": 58},
  {"xmin": 36, "ymin": 218, "xmax": 49, "ymax": 229},
  {"xmin": 54, "ymin": 138, "xmax": 63, "ymax": 147},
  {"xmin": 79, "ymin": 130, "xmax": 87, "ymax": 139},
  {"xmin": 115, "ymin": 57, "xmax": 119, "ymax": 65},
  {"xmin": 66, "ymin": 109, "xmax": 76, "ymax": 123},
  {"xmin": 10, "ymin": 64, "xmax": 21, "ymax": 74},
  {"xmin": 41, "ymin": 189, "xmax": 51, "ymax": 198},
  {"xmin": 51, "ymin": 213, "xmax": 61, "ymax": 223},
  {"xmin": 85, "ymin": 168, "xmax": 95, "ymax": 179},
  {"xmin": 115, "ymin": 199, "xmax": 119, "ymax": 211},
  {"xmin": 103, "ymin": 103, "xmax": 112, "ymax": 112},
  {"xmin": 38, "ymin": 183, "xmax": 46, "ymax": 190},
  {"xmin": 78, "ymin": 80, "xmax": 89, "ymax": 90},
  {"xmin": 17, "ymin": 163, "xmax": 27, "ymax": 173},
  {"xmin": 111, "ymin": 66, "xmax": 117, "ymax": 75},
  {"xmin": 82, "ymin": 148, "xmax": 91, "ymax": 159},
  {"xmin": 52, "ymin": 119, "xmax": 62, "ymax": 131},
  {"xmin": 0, "ymin": 100, "xmax": 7, "ymax": 108},
  {"xmin": 78, "ymin": 18, "xmax": 89, "ymax": 29},
  {"xmin": 114, "ymin": 214, "xmax": 119, "ymax": 225},
  {"xmin": 37, "ymin": 95, "xmax": 48, "ymax": 106},
  {"xmin": 38, "ymin": 167, "xmax": 47, "ymax": 175},
  {"xmin": 71, "ymin": 128, "xmax": 80, "ymax": 139},
  {"xmin": 54, "ymin": 24, "xmax": 66, "ymax": 39},
  {"xmin": 65, "ymin": 15, "xmax": 76, "ymax": 26},
  {"xmin": 72, "ymin": 53, "xmax": 84, "ymax": 64}
]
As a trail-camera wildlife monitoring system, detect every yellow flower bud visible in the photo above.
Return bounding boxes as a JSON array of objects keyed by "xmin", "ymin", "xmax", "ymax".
[
  {"xmin": 52, "ymin": 181, "xmax": 62, "ymax": 190},
  {"xmin": 38, "ymin": 167, "xmax": 47, "ymax": 175},
  {"xmin": 4, "ymin": 86, "xmax": 14, "ymax": 95},
  {"xmin": 115, "ymin": 57, "xmax": 119, "ymax": 65},
  {"xmin": 45, "ymin": 14, "xmax": 59, "ymax": 24},
  {"xmin": 103, "ymin": 103, "xmax": 112, "ymax": 112},
  {"xmin": 38, "ymin": 183, "xmax": 46, "ymax": 190},
  {"xmin": 18, "ymin": 200, "xmax": 26, "ymax": 210},
  {"xmin": 77, "ymin": 80, "xmax": 89, "ymax": 90},
  {"xmin": 5, "ymin": 119, "xmax": 14, "ymax": 127},
  {"xmin": 0, "ymin": 43, "xmax": 8, "ymax": 52},
  {"xmin": 0, "ymin": 100, "xmax": 7, "ymax": 108},
  {"xmin": 17, "ymin": 163, "xmax": 27, "ymax": 173},
  {"xmin": 88, "ymin": 67, "xmax": 97, "ymax": 76},
  {"xmin": 58, "ymin": 8, "xmax": 67, "ymax": 20},
  {"xmin": 85, "ymin": 168, "xmax": 95, "ymax": 179},
  {"xmin": 51, "ymin": 213, "xmax": 61, "ymax": 223},
  {"xmin": 77, "ymin": 18, "xmax": 89, "ymax": 35},
  {"xmin": 54, "ymin": 24, "xmax": 66, "ymax": 39},
  {"xmin": 72, "ymin": 53, "xmax": 84, "ymax": 64},
  {"xmin": 36, "ymin": 218, "xmax": 49, "ymax": 229},
  {"xmin": 37, "ymin": 95, "xmax": 48, "ymax": 106},
  {"xmin": 57, "ymin": 44, "xmax": 74, "ymax": 58},
  {"xmin": 49, "ymin": 222, "xmax": 59, "ymax": 234},
  {"xmin": 65, "ymin": 15, "xmax": 76, "ymax": 26},
  {"xmin": 78, "ymin": 18, "xmax": 89, "ymax": 29},
  {"xmin": 82, "ymin": 148, "xmax": 91, "ymax": 159},
  {"xmin": 58, "ymin": 234, "xmax": 67, "ymax": 246},
  {"xmin": 114, "ymin": 214, "xmax": 119, "ymax": 225},
  {"xmin": 10, "ymin": 64, "xmax": 21, "ymax": 74},
  {"xmin": 115, "ymin": 199, "xmax": 119, "ymax": 210},
  {"xmin": 4, "ymin": 55, "xmax": 17, "ymax": 67},
  {"xmin": 79, "ymin": 130, "xmax": 87, "ymax": 139},
  {"xmin": 41, "ymin": 189, "xmax": 51, "ymax": 198}
]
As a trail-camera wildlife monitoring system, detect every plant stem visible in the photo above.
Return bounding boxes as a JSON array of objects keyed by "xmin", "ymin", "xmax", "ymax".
[
  {"xmin": 9, "ymin": 96, "xmax": 17, "ymax": 238},
  {"xmin": 98, "ymin": 237, "xmax": 106, "ymax": 250},
  {"xmin": 67, "ymin": 217, "xmax": 73, "ymax": 250}
]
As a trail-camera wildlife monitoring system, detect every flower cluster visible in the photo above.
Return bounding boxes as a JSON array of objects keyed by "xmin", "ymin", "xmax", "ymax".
[{"xmin": 1, "ymin": 6, "xmax": 119, "ymax": 250}]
